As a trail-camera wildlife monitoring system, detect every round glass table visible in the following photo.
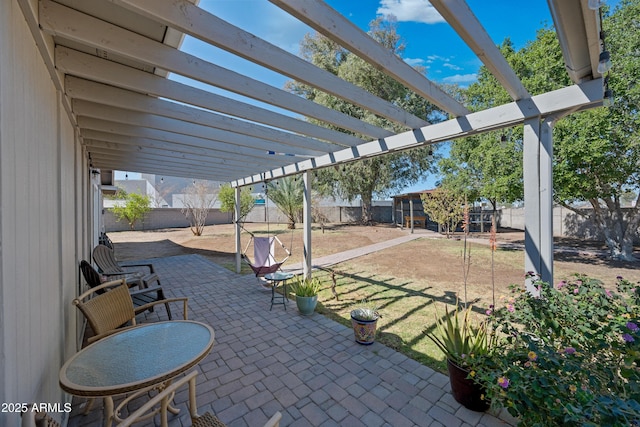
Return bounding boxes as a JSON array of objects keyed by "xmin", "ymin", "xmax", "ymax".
[{"xmin": 60, "ymin": 320, "xmax": 214, "ymax": 426}]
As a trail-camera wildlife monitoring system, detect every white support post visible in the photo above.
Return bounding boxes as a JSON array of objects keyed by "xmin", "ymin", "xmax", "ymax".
[
  {"xmin": 409, "ymin": 198, "xmax": 414, "ymax": 234},
  {"xmin": 302, "ymin": 172, "xmax": 312, "ymax": 278},
  {"xmin": 523, "ymin": 117, "xmax": 554, "ymax": 291},
  {"xmin": 235, "ymin": 186, "xmax": 241, "ymax": 273}
]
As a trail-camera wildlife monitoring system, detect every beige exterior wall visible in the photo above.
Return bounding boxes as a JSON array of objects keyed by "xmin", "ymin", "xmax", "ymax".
[{"xmin": 1, "ymin": 1, "xmax": 88, "ymax": 425}]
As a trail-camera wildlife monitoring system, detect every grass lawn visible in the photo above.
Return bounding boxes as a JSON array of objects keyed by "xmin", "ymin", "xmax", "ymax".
[{"xmin": 291, "ymin": 236, "xmax": 640, "ymax": 374}]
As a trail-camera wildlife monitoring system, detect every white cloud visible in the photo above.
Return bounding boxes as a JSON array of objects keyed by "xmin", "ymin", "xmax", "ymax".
[
  {"xmin": 442, "ymin": 62, "xmax": 463, "ymax": 71},
  {"xmin": 442, "ymin": 73, "xmax": 478, "ymax": 84},
  {"xmin": 404, "ymin": 57, "xmax": 426, "ymax": 66},
  {"xmin": 377, "ymin": 0, "xmax": 445, "ymax": 24}
]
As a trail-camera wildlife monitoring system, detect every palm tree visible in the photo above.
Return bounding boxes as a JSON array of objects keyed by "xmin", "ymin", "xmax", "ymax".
[{"xmin": 267, "ymin": 176, "xmax": 303, "ymax": 229}]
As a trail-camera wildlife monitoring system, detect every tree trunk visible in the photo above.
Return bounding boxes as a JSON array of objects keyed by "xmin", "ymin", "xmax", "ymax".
[
  {"xmin": 361, "ymin": 193, "xmax": 373, "ymax": 224},
  {"xmin": 587, "ymin": 198, "xmax": 638, "ymax": 262}
]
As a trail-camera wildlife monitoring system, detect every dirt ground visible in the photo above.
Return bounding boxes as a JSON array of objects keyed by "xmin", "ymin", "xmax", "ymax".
[{"xmin": 109, "ymin": 223, "xmax": 640, "ymax": 295}]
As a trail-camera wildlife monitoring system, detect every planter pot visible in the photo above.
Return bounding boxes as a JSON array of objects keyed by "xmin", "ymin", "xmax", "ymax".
[
  {"xmin": 295, "ymin": 295, "xmax": 317, "ymax": 316},
  {"xmin": 350, "ymin": 315, "xmax": 378, "ymax": 345},
  {"xmin": 447, "ymin": 359, "xmax": 490, "ymax": 412}
]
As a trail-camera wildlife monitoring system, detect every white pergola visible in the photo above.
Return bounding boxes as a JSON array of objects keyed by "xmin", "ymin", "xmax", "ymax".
[{"xmin": 21, "ymin": 0, "xmax": 605, "ymax": 283}]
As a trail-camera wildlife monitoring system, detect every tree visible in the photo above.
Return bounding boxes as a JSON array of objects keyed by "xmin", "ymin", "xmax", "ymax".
[
  {"xmin": 218, "ymin": 184, "xmax": 256, "ymax": 222},
  {"xmin": 180, "ymin": 180, "xmax": 217, "ymax": 236},
  {"xmin": 111, "ymin": 192, "xmax": 151, "ymax": 230},
  {"xmin": 288, "ymin": 18, "xmax": 440, "ymax": 224},
  {"xmin": 551, "ymin": 0, "xmax": 640, "ymax": 260},
  {"xmin": 420, "ymin": 189, "xmax": 464, "ymax": 238},
  {"xmin": 441, "ymin": 1, "xmax": 640, "ymax": 260},
  {"xmin": 438, "ymin": 40, "xmax": 527, "ymax": 211},
  {"xmin": 267, "ymin": 176, "xmax": 303, "ymax": 229}
]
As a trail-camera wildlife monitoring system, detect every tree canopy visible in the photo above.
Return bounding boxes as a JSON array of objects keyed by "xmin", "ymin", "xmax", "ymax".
[
  {"xmin": 219, "ymin": 184, "xmax": 256, "ymax": 222},
  {"xmin": 267, "ymin": 176, "xmax": 304, "ymax": 229},
  {"xmin": 439, "ymin": 1, "xmax": 640, "ymax": 260},
  {"xmin": 288, "ymin": 18, "xmax": 440, "ymax": 223},
  {"xmin": 110, "ymin": 191, "xmax": 151, "ymax": 230}
]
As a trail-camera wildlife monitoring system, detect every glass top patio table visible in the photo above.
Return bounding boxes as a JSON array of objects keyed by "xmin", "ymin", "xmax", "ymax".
[{"xmin": 59, "ymin": 320, "xmax": 215, "ymax": 397}]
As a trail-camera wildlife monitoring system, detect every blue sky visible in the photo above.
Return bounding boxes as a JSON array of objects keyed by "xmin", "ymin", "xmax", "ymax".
[{"xmin": 117, "ymin": 0, "xmax": 610, "ymax": 192}]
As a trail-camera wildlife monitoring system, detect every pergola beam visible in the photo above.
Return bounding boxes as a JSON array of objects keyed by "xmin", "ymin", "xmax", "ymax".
[
  {"xmin": 73, "ymin": 101, "xmax": 327, "ymax": 157},
  {"xmin": 84, "ymin": 139, "xmax": 275, "ymax": 171},
  {"xmin": 57, "ymin": 48, "xmax": 365, "ymax": 148},
  {"xmin": 77, "ymin": 117, "xmax": 314, "ymax": 163},
  {"xmin": 269, "ymin": 0, "xmax": 470, "ymax": 117},
  {"xmin": 234, "ymin": 78, "xmax": 603, "ymax": 186},
  {"xmin": 81, "ymin": 130, "xmax": 287, "ymax": 167},
  {"xmin": 40, "ymin": 0, "xmax": 392, "ymax": 140},
  {"xmin": 110, "ymin": 0, "xmax": 429, "ymax": 130},
  {"xmin": 429, "ymin": 0, "xmax": 530, "ymax": 100},
  {"xmin": 66, "ymin": 77, "xmax": 345, "ymax": 153}
]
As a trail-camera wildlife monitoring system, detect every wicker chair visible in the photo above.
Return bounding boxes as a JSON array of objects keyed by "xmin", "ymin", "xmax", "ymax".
[
  {"xmin": 21, "ymin": 407, "xmax": 61, "ymax": 427},
  {"xmin": 116, "ymin": 370, "xmax": 282, "ymax": 427},
  {"xmin": 79, "ymin": 260, "xmax": 174, "ymax": 320},
  {"xmin": 73, "ymin": 279, "xmax": 188, "ymax": 344}
]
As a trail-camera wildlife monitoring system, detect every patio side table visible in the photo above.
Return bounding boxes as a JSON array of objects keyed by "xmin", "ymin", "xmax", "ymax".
[{"xmin": 264, "ymin": 272, "xmax": 293, "ymax": 310}]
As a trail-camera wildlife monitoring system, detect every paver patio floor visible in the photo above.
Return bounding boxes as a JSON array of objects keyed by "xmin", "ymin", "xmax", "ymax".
[{"xmin": 67, "ymin": 254, "xmax": 515, "ymax": 427}]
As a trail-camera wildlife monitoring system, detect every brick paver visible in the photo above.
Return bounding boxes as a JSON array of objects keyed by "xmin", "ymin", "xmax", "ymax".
[{"xmin": 67, "ymin": 254, "xmax": 514, "ymax": 427}]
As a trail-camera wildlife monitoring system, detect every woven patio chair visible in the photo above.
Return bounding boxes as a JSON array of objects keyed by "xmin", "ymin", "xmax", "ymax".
[
  {"xmin": 116, "ymin": 370, "xmax": 282, "ymax": 427},
  {"xmin": 73, "ymin": 279, "xmax": 188, "ymax": 344},
  {"xmin": 80, "ymin": 260, "xmax": 174, "ymax": 320}
]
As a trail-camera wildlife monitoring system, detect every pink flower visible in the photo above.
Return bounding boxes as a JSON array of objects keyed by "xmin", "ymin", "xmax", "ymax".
[
  {"xmin": 573, "ymin": 288, "xmax": 579, "ymax": 294},
  {"xmin": 507, "ymin": 304, "xmax": 515, "ymax": 313},
  {"xmin": 498, "ymin": 377, "xmax": 510, "ymax": 389},
  {"xmin": 485, "ymin": 309, "xmax": 493, "ymax": 316},
  {"xmin": 565, "ymin": 347, "xmax": 576, "ymax": 355},
  {"xmin": 605, "ymin": 289, "xmax": 612, "ymax": 298},
  {"xmin": 557, "ymin": 280, "xmax": 566, "ymax": 289}
]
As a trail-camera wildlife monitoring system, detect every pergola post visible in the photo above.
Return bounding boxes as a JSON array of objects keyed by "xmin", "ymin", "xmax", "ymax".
[
  {"xmin": 302, "ymin": 172, "xmax": 312, "ymax": 278},
  {"xmin": 523, "ymin": 117, "xmax": 555, "ymax": 291},
  {"xmin": 409, "ymin": 198, "xmax": 414, "ymax": 234},
  {"xmin": 235, "ymin": 186, "xmax": 241, "ymax": 273}
]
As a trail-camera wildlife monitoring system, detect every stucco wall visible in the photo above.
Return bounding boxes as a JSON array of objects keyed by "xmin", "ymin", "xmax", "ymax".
[
  {"xmin": 499, "ymin": 206, "xmax": 640, "ymax": 242},
  {"xmin": 103, "ymin": 205, "xmax": 392, "ymax": 232},
  {"xmin": 0, "ymin": 2, "xmax": 84, "ymax": 425}
]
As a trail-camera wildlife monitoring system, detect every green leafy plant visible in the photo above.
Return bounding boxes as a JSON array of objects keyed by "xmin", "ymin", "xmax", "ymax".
[
  {"xmin": 290, "ymin": 276, "xmax": 322, "ymax": 297},
  {"xmin": 110, "ymin": 192, "xmax": 151, "ymax": 230},
  {"xmin": 425, "ymin": 303, "xmax": 493, "ymax": 368},
  {"xmin": 475, "ymin": 274, "xmax": 640, "ymax": 426},
  {"xmin": 218, "ymin": 184, "xmax": 256, "ymax": 222},
  {"xmin": 350, "ymin": 300, "xmax": 380, "ymax": 321}
]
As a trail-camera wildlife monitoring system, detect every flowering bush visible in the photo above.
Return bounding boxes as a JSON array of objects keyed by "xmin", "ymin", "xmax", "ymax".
[{"xmin": 474, "ymin": 274, "xmax": 640, "ymax": 426}]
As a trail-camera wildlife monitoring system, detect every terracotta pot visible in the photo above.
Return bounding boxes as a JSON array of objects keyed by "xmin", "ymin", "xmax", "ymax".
[
  {"xmin": 350, "ymin": 315, "xmax": 378, "ymax": 345},
  {"xmin": 447, "ymin": 359, "xmax": 490, "ymax": 412}
]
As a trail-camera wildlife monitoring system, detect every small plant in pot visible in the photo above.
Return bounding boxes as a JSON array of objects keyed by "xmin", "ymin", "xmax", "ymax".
[
  {"xmin": 350, "ymin": 300, "xmax": 381, "ymax": 345},
  {"xmin": 425, "ymin": 302, "xmax": 493, "ymax": 412},
  {"xmin": 290, "ymin": 276, "xmax": 322, "ymax": 316}
]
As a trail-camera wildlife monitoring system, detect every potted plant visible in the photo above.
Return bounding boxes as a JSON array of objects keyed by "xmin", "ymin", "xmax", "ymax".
[
  {"xmin": 425, "ymin": 303, "xmax": 493, "ymax": 411},
  {"xmin": 289, "ymin": 276, "xmax": 322, "ymax": 316},
  {"xmin": 350, "ymin": 300, "xmax": 381, "ymax": 345}
]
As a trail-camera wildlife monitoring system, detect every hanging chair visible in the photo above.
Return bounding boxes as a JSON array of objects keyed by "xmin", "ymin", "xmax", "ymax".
[
  {"xmin": 239, "ymin": 182, "xmax": 293, "ymax": 279},
  {"xmin": 241, "ymin": 234, "xmax": 291, "ymax": 277}
]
